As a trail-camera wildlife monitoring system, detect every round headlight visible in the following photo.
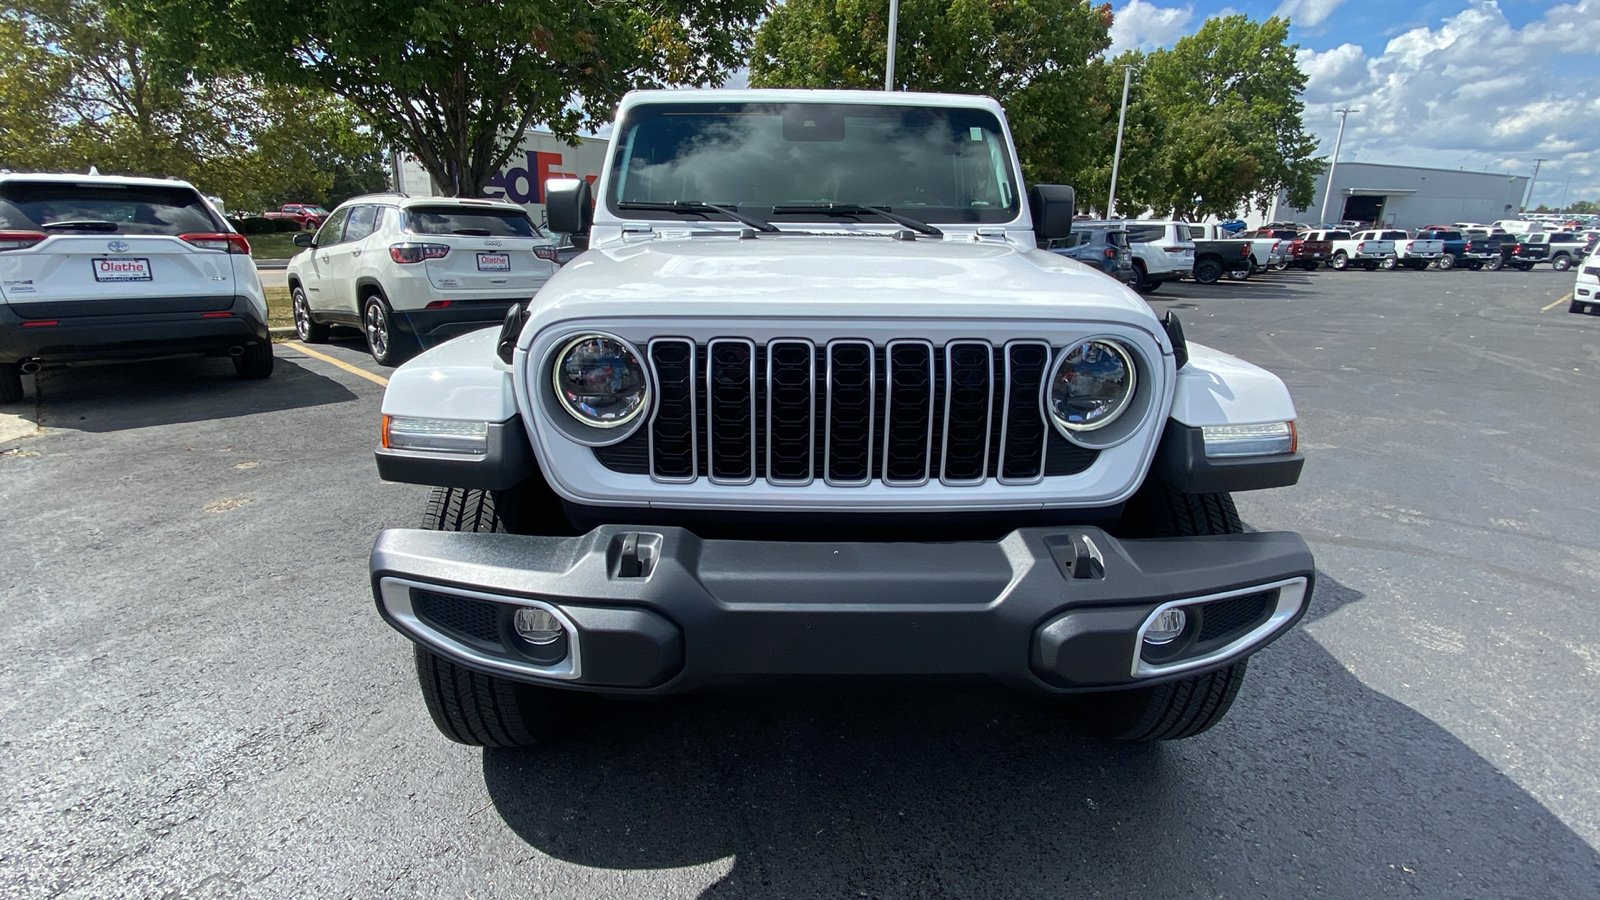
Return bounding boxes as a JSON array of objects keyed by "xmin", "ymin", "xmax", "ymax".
[
  {"xmin": 1048, "ymin": 339, "xmax": 1136, "ymax": 432},
  {"xmin": 551, "ymin": 334, "xmax": 649, "ymax": 428}
]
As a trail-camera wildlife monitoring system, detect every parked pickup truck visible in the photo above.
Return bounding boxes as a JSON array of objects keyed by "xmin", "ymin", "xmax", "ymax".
[
  {"xmin": 1353, "ymin": 229, "xmax": 1440, "ymax": 270},
  {"xmin": 262, "ymin": 203, "xmax": 329, "ymax": 229},
  {"xmin": 367, "ymin": 88, "xmax": 1312, "ymax": 749},
  {"xmin": 1414, "ymin": 228, "xmax": 1503, "ymax": 271},
  {"xmin": 1235, "ymin": 229, "xmax": 1290, "ymax": 272},
  {"xmin": 1186, "ymin": 223, "xmax": 1254, "ymax": 283},
  {"xmin": 1247, "ymin": 227, "xmax": 1330, "ymax": 270},
  {"xmin": 1305, "ymin": 229, "xmax": 1395, "ymax": 271},
  {"xmin": 1503, "ymin": 234, "xmax": 1551, "ymax": 270}
]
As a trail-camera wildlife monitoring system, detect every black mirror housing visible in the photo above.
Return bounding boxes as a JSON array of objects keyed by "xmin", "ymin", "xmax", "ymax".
[
  {"xmin": 545, "ymin": 178, "xmax": 593, "ymax": 237},
  {"xmin": 1028, "ymin": 184, "xmax": 1076, "ymax": 245},
  {"xmin": 292, "ymin": 232, "xmax": 315, "ymax": 248}
]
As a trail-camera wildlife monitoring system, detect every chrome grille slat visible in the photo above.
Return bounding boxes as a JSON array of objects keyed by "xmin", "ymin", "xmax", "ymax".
[
  {"xmin": 825, "ymin": 340, "xmax": 876, "ymax": 486},
  {"xmin": 640, "ymin": 337, "xmax": 1088, "ymax": 486},
  {"xmin": 998, "ymin": 340, "xmax": 1052, "ymax": 484},
  {"xmin": 940, "ymin": 340, "xmax": 994, "ymax": 485},
  {"xmin": 707, "ymin": 338, "xmax": 757, "ymax": 484},
  {"xmin": 766, "ymin": 339, "xmax": 816, "ymax": 485},
  {"xmin": 882, "ymin": 340, "xmax": 935, "ymax": 486},
  {"xmin": 647, "ymin": 339, "xmax": 697, "ymax": 483}
]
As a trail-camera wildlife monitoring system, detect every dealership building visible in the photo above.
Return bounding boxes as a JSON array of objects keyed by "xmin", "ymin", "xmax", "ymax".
[{"xmin": 1260, "ymin": 162, "xmax": 1531, "ymax": 230}]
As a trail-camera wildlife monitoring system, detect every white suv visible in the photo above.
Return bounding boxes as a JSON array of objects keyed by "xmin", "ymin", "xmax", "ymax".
[
  {"xmin": 1122, "ymin": 220, "xmax": 1195, "ymax": 293},
  {"xmin": 287, "ymin": 194, "xmax": 559, "ymax": 366},
  {"xmin": 1572, "ymin": 249, "xmax": 1599, "ymax": 315},
  {"xmin": 0, "ymin": 173, "xmax": 271, "ymax": 403}
]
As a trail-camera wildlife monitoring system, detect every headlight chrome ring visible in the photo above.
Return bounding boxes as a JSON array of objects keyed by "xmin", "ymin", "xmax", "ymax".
[
  {"xmin": 1047, "ymin": 339, "xmax": 1137, "ymax": 434},
  {"xmin": 551, "ymin": 333, "xmax": 650, "ymax": 429}
]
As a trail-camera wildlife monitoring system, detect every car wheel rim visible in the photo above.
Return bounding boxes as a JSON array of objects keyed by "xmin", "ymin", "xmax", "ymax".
[
  {"xmin": 293, "ymin": 293, "xmax": 310, "ymax": 338},
  {"xmin": 366, "ymin": 304, "xmax": 388, "ymax": 357}
]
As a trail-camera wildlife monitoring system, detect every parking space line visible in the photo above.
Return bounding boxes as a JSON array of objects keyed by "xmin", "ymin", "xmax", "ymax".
[
  {"xmin": 1542, "ymin": 292, "xmax": 1572, "ymax": 312},
  {"xmin": 280, "ymin": 341, "xmax": 389, "ymax": 387}
]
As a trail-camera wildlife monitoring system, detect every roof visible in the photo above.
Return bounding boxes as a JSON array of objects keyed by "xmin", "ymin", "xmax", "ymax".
[
  {"xmin": 617, "ymin": 88, "xmax": 1005, "ymax": 116},
  {"xmin": 0, "ymin": 172, "xmax": 202, "ymax": 190}
]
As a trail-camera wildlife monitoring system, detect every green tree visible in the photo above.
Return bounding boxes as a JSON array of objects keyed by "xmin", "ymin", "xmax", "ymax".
[
  {"xmin": 749, "ymin": 0, "xmax": 1115, "ymax": 187},
  {"xmin": 139, "ymin": 0, "xmax": 767, "ymax": 197},
  {"xmin": 0, "ymin": 1, "xmax": 385, "ymax": 210},
  {"xmin": 1110, "ymin": 15, "xmax": 1323, "ymax": 220}
]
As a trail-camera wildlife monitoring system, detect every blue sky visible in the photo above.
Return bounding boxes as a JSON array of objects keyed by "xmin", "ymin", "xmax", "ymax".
[{"xmin": 1109, "ymin": 1, "xmax": 1600, "ymax": 207}]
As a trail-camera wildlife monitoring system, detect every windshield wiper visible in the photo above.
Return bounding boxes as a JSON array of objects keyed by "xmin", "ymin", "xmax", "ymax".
[
  {"xmin": 616, "ymin": 201, "xmax": 780, "ymax": 233},
  {"xmin": 769, "ymin": 203, "xmax": 942, "ymax": 237},
  {"xmin": 41, "ymin": 220, "xmax": 120, "ymax": 232}
]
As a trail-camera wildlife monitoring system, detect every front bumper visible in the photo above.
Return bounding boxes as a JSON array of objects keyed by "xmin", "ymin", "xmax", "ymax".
[
  {"xmin": 371, "ymin": 525, "xmax": 1314, "ymax": 695},
  {"xmin": 0, "ymin": 295, "xmax": 269, "ymax": 364}
]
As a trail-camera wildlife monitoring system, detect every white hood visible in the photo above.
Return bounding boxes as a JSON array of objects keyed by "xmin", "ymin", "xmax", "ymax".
[{"xmin": 526, "ymin": 235, "xmax": 1163, "ymax": 334}]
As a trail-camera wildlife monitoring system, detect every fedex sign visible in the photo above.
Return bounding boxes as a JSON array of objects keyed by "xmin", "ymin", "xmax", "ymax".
[{"xmin": 482, "ymin": 145, "xmax": 602, "ymax": 207}]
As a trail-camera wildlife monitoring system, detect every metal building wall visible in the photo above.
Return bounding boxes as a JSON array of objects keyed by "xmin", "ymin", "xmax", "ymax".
[{"xmin": 1264, "ymin": 163, "xmax": 1529, "ymax": 230}]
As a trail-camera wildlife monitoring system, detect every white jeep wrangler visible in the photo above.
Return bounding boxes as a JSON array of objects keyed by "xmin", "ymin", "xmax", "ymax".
[{"xmin": 370, "ymin": 90, "xmax": 1312, "ymax": 746}]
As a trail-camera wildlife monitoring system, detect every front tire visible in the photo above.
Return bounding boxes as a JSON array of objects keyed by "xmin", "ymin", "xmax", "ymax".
[
  {"xmin": 1380, "ymin": 256, "xmax": 1398, "ymax": 270},
  {"xmin": 233, "ymin": 342, "xmax": 273, "ymax": 379},
  {"xmin": 1194, "ymin": 259, "xmax": 1223, "ymax": 285},
  {"xmin": 1487, "ymin": 255, "xmax": 1504, "ymax": 271},
  {"xmin": 1068, "ymin": 484, "xmax": 1253, "ymax": 741},
  {"xmin": 0, "ymin": 363, "xmax": 24, "ymax": 404},
  {"xmin": 1436, "ymin": 253, "xmax": 1456, "ymax": 270},
  {"xmin": 1553, "ymin": 254, "xmax": 1573, "ymax": 272},
  {"xmin": 363, "ymin": 293, "xmax": 417, "ymax": 367},
  {"xmin": 292, "ymin": 285, "xmax": 330, "ymax": 343},
  {"xmin": 412, "ymin": 486, "xmax": 582, "ymax": 747},
  {"xmin": 1331, "ymin": 251, "xmax": 1348, "ymax": 270}
]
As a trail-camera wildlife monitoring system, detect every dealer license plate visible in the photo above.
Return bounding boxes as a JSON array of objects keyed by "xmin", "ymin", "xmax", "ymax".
[
  {"xmin": 93, "ymin": 258, "xmax": 152, "ymax": 282},
  {"xmin": 477, "ymin": 253, "xmax": 510, "ymax": 272}
]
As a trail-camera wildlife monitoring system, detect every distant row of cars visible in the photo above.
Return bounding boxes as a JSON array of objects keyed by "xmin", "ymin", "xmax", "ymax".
[{"xmin": 1051, "ymin": 218, "xmax": 1597, "ymax": 292}]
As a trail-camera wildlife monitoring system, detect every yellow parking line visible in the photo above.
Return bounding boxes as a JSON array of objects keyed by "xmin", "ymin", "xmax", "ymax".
[
  {"xmin": 281, "ymin": 341, "xmax": 389, "ymax": 387},
  {"xmin": 1542, "ymin": 292, "xmax": 1572, "ymax": 312}
]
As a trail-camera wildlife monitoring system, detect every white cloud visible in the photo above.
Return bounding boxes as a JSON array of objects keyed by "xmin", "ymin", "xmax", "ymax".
[
  {"xmin": 1107, "ymin": 1, "xmax": 1194, "ymax": 57},
  {"xmin": 1272, "ymin": 0, "xmax": 1346, "ymax": 28},
  {"xmin": 1295, "ymin": 1, "xmax": 1600, "ymax": 204}
]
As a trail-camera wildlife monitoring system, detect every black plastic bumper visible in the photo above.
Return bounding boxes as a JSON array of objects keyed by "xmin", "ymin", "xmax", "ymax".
[
  {"xmin": 371, "ymin": 524, "xmax": 1314, "ymax": 695},
  {"xmin": 395, "ymin": 299, "xmax": 524, "ymax": 345},
  {"xmin": 0, "ymin": 295, "xmax": 269, "ymax": 364},
  {"xmin": 375, "ymin": 418, "xmax": 534, "ymax": 490},
  {"xmin": 1152, "ymin": 423, "xmax": 1304, "ymax": 494}
]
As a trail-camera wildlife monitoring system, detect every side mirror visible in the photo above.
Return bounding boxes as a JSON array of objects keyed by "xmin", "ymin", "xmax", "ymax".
[
  {"xmin": 293, "ymin": 232, "xmax": 315, "ymax": 248},
  {"xmin": 545, "ymin": 177, "xmax": 593, "ymax": 240},
  {"xmin": 1028, "ymin": 184, "xmax": 1075, "ymax": 246}
]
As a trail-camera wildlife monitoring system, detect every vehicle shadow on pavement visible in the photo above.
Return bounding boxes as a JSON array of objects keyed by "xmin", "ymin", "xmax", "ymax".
[
  {"xmin": 31, "ymin": 355, "xmax": 358, "ymax": 433},
  {"xmin": 481, "ymin": 570, "xmax": 1600, "ymax": 898}
]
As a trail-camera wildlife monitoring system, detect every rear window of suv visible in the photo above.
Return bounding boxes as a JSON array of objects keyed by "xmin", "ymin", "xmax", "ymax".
[
  {"xmin": 1126, "ymin": 224, "xmax": 1167, "ymax": 244},
  {"xmin": 404, "ymin": 205, "xmax": 537, "ymax": 237},
  {"xmin": 0, "ymin": 182, "xmax": 221, "ymax": 235}
]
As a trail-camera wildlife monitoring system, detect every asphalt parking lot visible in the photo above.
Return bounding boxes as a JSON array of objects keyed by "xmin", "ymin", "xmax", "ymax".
[{"xmin": 2, "ymin": 266, "xmax": 1598, "ymax": 898}]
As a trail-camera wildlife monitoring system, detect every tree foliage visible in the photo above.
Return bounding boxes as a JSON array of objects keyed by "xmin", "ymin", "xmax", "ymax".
[
  {"xmin": 139, "ymin": 0, "xmax": 768, "ymax": 197},
  {"xmin": 750, "ymin": 0, "xmax": 1115, "ymax": 186},
  {"xmin": 0, "ymin": 1, "xmax": 386, "ymax": 210},
  {"xmin": 1105, "ymin": 16, "xmax": 1323, "ymax": 220}
]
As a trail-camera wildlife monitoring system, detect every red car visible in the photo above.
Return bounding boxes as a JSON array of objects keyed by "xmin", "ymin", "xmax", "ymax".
[{"xmin": 263, "ymin": 203, "xmax": 330, "ymax": 229}]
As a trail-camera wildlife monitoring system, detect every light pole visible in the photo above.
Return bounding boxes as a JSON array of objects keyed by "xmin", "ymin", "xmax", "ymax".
[
  {"xmin": 1318, "ymin": 108, "xmax": 1358, "ymax": 227},
  {"xmin": 1106, "ymin": 65, "xmax": 1134, "ymax": 218},
  {"xmin": 1522, "ymin": 158, "xmax": 1547, "ymax": 212},
  {"xmin": 885, "ymin": 0, "xmax": 899, "ymax": 91}
]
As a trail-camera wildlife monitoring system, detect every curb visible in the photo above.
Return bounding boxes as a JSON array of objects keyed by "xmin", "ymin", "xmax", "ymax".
[{"xmin": 255, "ymin": 259, "xmax": 291, "ymax": 270}]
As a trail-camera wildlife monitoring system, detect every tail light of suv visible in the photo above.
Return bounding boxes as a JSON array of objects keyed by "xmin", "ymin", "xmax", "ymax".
[
  {"xmin": 1103, "ymin": 247, "xmax": 1117, "ymax": 259},
  {"xmin": 0, "ymin": 231, "xmax": 47, "ymax": 251},
  {"xmin": 390, "ymin": 243, "xmax": 451, "ymax": 264},
  {"xmin": 533, "ymin": 246, "xmax": 560, "ymax": 263},
  {"xmin": 180, "ymin": 233, "xmax": 251, "ymax": 254}
]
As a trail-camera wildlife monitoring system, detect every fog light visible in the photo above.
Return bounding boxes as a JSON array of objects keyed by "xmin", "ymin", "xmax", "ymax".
[
  {"xmin": 1143, "ymin": 608, "xmax": 1187, "ymax": 645},
  {"xmin": 513, "ymin": 607, "xmax": 564, "ymax": 645}
]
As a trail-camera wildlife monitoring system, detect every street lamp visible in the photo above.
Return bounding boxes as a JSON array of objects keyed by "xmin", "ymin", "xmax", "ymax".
[
  {"xmin": 1522, "ymin": 158, "xmax": 1547, "ymax": 213},
  {"xmin": 1318, "ymin": 108, "xmax": 1358, "ymax": 227},
  {"xmin": 1106, "ymin": 65, "xmax": 1135, "ymax": 218},
  {"xmin": 885, "ymin": 0, "xmax": 899, "ymax": 91}
]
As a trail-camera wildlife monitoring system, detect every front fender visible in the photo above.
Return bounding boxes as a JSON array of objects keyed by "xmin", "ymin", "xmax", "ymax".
[
  {"xmin": 376, "ymin": 329, "xmax": 536, "ymax": 489},
  {"xmin": 1155, "ymin": 342, "xmax": 1302, "ymax": 493}
]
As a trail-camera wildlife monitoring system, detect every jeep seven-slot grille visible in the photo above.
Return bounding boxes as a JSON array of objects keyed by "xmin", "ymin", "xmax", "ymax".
[{"xmin": 597, "ymin": 340, "xmax": 1100, "ymax": 485}]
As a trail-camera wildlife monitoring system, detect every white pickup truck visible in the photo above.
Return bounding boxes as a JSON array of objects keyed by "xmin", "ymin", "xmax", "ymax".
[
  {"xmin": 1304, "ymin": 229, "xmax": 1395, "ymax": 271},
  {"xmin": 1355, "ymin": 229, "xmax": 1442, "ymax": 271},
  {"xmin": 367, "ymin": 88, "xmax": 1312, "ymax": 749}
]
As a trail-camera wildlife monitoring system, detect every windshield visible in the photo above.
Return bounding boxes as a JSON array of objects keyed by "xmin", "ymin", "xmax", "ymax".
[
  {"xmin": 607, "ymin": 102, "xmax": 1021, "ymax": 225},
  {"xmin": 405, "ymin": 206, "xmax": 537, "ymax": 237},
  {"xmin": 0, "ymin": 182, "xmax": 221, "ymax": 235}
]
